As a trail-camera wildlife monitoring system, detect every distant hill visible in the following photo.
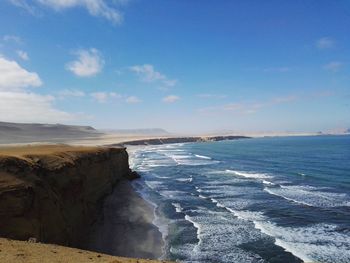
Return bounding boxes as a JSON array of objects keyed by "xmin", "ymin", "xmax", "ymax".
[
  {"xmin": 102, "ymin": 128, "xmax": 170, "ymax": 136},
  {"xmin": 0, "ymin": 121, "xmax": 102, "ymax": 144}
]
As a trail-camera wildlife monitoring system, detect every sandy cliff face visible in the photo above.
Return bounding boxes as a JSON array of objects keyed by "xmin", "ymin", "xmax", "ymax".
[{"xmin": 0, "ymin": 146, "xmax": 133, "ymax": 247}]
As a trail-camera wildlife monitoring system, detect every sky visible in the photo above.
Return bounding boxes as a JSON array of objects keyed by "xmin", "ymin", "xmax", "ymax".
[{"xmin": 0, "ymin": 0, "xmax": 349, "ymax": 134}]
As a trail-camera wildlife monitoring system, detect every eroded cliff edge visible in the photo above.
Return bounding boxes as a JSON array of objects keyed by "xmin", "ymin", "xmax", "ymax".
[{"xmin": 0, "ymin": 145, "xmax": 137, "ymax": 247}]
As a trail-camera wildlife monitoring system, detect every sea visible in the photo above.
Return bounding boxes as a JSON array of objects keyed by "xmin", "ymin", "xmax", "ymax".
[{"xmin": 129, "ymin": 135, "xmax": 350, "ymax": 263}]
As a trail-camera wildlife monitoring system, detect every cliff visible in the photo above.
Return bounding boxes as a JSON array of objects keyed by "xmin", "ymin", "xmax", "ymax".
[{"xmin": 0, "ymin": 145, "xmax": 135, "ymax": 247}]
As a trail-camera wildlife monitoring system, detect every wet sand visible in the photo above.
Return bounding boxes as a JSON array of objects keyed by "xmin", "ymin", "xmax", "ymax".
[{"xmin": 88, "ymin": 180, "xmax": 164, "ymax": 260}]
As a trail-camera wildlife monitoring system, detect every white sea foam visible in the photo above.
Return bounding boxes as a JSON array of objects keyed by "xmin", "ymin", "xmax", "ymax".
[
  {"xmin": 225, "ymin": 170, "xmax": 272, "ymax": 179},
  {"xmin": 264, "ymin": 185, "xmax": 350, "ymax": 207},
  {"xmin": 195, "ymin": 187, "xmax": 203, "ymax": 193},
  {"xmin": 176, "ymin": 178, "xmax": 193, "ymax": 182},
  {"xmin": 262, "ymin": 180, "xmax": 275, "ymax": 185},
  {"xmin": 194, "ymin": 154, "xmax": 212, "ymax": 160},
  {"xmin": 155, "ymin": 175, "xmax": 171, "ymax": 179},
  {"xmin": 219, "ymin": 209, "xmax": 350, "ymax": 263},
  {"xmin": 131, "ymin": 182, "xmax": 169, "ymax": 259},
  {"xmin": 171, "ymin": 207, "xmax": 265, "ymax": 262},
  {"xmin": 144, "ymin": 180, "xmax": 163, "ymax": 190},
  {"xmin": 184, "ymin": 215, "xmax": 202, "ymax": 252},
  {"xmin": 172, "ymin": 202, "xmax": 184, "ymax": 213}
]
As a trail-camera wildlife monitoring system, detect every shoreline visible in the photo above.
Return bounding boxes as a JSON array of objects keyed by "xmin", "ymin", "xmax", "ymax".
[
  {"xmin": 87, "ymin": 180, "xmax": 164, "ymax": 260},
  {"xmin": 0, "ymin": 144, "xmax": 171, "ymax": 263},
  {"xmin": 127, "ymin": 145, "xmax": 169, "ymax": 260}
]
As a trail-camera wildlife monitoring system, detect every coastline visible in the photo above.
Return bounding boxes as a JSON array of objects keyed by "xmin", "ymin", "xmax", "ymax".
[
  {"xmin": 87, "ymin": 180, "xmax": 164, "ymax": 260},
  {"xmin": 0, "ymin": 144, "xmax": 171, "ymax": 263}
]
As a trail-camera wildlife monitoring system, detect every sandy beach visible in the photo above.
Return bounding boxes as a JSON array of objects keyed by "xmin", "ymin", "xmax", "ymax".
[{"xmin": 87, "ymin": 180, "xmax": 164, "ymax": 259}]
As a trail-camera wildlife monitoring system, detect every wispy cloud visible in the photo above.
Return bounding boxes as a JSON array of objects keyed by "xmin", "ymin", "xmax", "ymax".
[
  {"xmin": 90, "ymin": 92, "xmax": 121, "ymax": 103},
  {"xmin": 129, "ymin": 64, "xmax": 177, "ymax": 88},
  {"xmin": 272, "ymin": 95, "xmax": 297, "ymax": 103},
  {"xmin": 162, "ymin": 95, "xmax": 180, "ymax": 103},
  {"xmin": 198, "ymin": 95, "xmax": 298, "ymax": 115},
  {"xmin": 316, "ymin": 37, "xmax": 335, "ymax": 49},
  {"xmin": 323, "ymin": 61, "xmax": 343, "ymax": 72},
  {"xmin": 7, "ymin": 0, "xmax": 36, "ymax": 14},
  {"xmin": 16, "ymin": 50, "xmax": 29, "ymax": 61},
  {"xmin": 57, "ymin": 89, "xmax": 85, "ymax": 99},
  {"xmin": 66, "ymin": 48, "xmax": 104, "ymax": 77},
  {"xmin": 2, "ymin": 34, "xmax": 23, "ymax": 43},
  {"xmin": 197, "ymin": 93, "xmax": 227, "ymax": 99},
  {"xmin": 126, "ymin": 96, "xmax": 141, "ymax": 104},
  {"xmin": 8, "ymin": 0, "xmax": 124, "ymax": 24}
]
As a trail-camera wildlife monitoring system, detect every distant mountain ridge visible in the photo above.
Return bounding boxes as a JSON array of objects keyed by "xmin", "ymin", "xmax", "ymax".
[
  {"xmin": 0, "ymin": 121, "xmax": 102, "ymax": 144},
  {"xmin": 102, "ymin": 128, "xmax": 169, "ymax": 135}
]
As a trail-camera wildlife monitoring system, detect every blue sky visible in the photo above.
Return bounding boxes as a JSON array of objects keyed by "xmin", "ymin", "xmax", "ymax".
[{"xmin": 0, "ymin": 0, "xmax": 349, "ymax": 133}]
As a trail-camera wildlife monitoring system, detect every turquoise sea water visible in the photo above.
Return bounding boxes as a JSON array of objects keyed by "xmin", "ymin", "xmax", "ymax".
[{"xmin": 130, "ymin": 135, "xmax": 350, "ymax": 263}]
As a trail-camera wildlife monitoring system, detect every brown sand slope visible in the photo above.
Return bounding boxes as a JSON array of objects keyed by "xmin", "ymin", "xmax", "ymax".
[
  {"xmin": 0, "ymin": 144, "xmax": 113, "ymax": 160},
  {"xmin": 0, "ymin": 238, "xmax": 172, "ymax": 263}
]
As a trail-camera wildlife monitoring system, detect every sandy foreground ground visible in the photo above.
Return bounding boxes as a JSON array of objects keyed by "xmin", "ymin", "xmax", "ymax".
[{"xmin": 0, "ymin": 238, "xmax": 171, "ymax": 263}]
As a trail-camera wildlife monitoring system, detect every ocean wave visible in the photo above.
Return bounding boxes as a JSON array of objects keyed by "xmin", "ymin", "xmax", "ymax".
[
  {"xmin": 172, "ymin": 202, "xmax": 184, "ymax": 213},
  {"xmin": 225, "ymin": 170, "xmax": 272, "ymax": 179},
  {"xmin": 215, "ymin": 208, "xmax": 350, "ymax": 263},
  {"xmin": 131, "ymin": 182, "xmax": 169, "ymax": 259},
  {"xmin": 264, "ymin": 185, "xmax": 350, "ymax": 207},
  {"xmin": 262, "ymin": 180, "xmax": 275, "ymax": 185},
  {"xmin": 194, "ymin": 154, "xmax": 212, "ymax": 160},
  {"xmin": 184, "ymin": 215, "xmax": 203, "ymax": 252},
  {"xmin": 176, "ymin": 178, "xmax": 193, "ymax": 182},
  {"xmin": 171, "ymin": 207, "xmax": 266, "ymax": 262},
  {"xmin": 144, "ymin": 180, "xmax": 163, "ymax": 190}
]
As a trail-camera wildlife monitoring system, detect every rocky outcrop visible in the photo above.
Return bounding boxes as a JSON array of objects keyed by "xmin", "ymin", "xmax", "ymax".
[{"xmin": 0, "ymin": 145, "xmax": 134, "ymax": 247}]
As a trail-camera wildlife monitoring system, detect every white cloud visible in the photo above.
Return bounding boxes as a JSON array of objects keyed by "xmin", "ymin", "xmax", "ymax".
[
  {"xmin": 0, "ymin": 55, "xmax": 80, "ymax": 123},
  {"xmin": 16, "ymin": 50, "xmax": 29, "ymax": 61},
  {"xmin": 316, "ymin": 37, "xmax": 335, "ymax": 49},
  {"xmin": 90, "ymin": 91, "xmax": 121, "ymax": 103},
  {"xmin": 323, "ymin": 61, "xmax": 343, "ymax": 72},
  {"xmin": 3, "ymin": 34, "xmax": 22, "ymax": 43},
  {"xmin": 272, "ymin": 95, "xmax": 297, "ymax": 103},
  {"xmin": 58, "ymin": 89, "xmax": 85, "ymax": 99},
  {"xmin": 0, "ymin": 91, "xmax": 76, "ymax": 123},
  {"xmin": 125, "ymin": 96, "xmax": 141, "ymax": 104},
  {"xmin": 197, "ymin": 93, "xmax": 227, "ymax": 99},
  {"xmin": 0, "ymin": 56, "xmax": 42, "ymax": 91},
  {"xmin": 9, "ymin": 0, "xmax": 123, "ymax": 24},
  {"xmin": 66, "ymin": 48, "xmax": 104, "ymax": 77},
  {"xmin": 162, "ymin": 95, "xmax": 180, "ymax": 103},
  {"xmin": 129, "ymin": 64, "xmax": 177, "ymax": 88},
  {"xmin": 198, "ymin": 95, "xmax": 298, "ymax": 115},
  {"xmin": 8, "ymin": 0, "xmax": 37, "ymax": 14},
  {"xmin": 129, "ymin": 64, "xmax": 165, "ymax": 82}
]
